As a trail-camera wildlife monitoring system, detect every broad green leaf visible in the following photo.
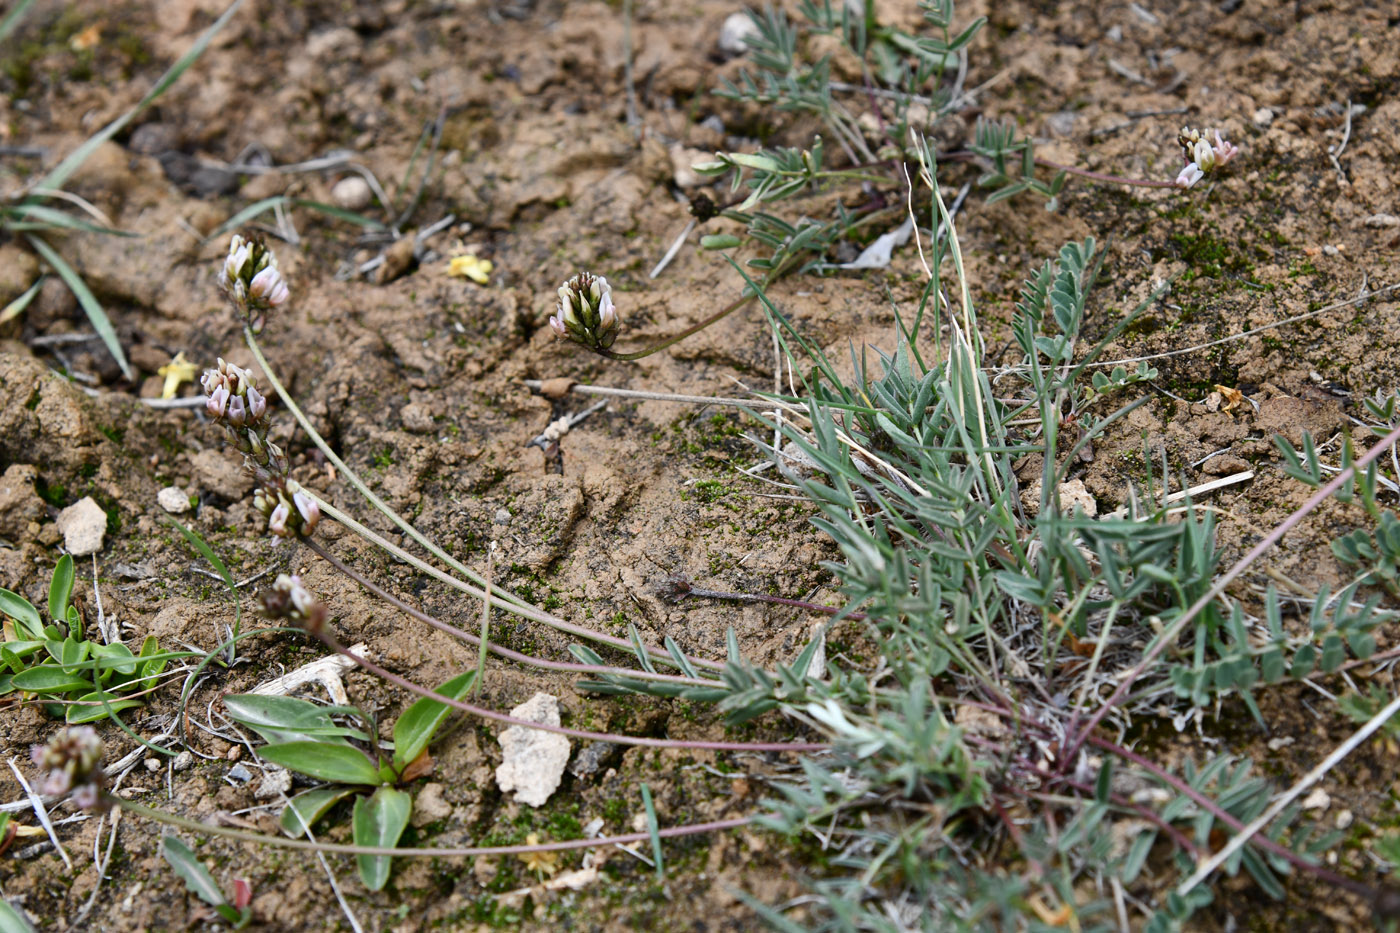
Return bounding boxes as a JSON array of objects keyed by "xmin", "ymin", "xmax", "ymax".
[
  {"xmin": 0, "ymin": 588, "xmax": 41, "ymax": 639},
  {"xmin": 222, "ymin": 694, "xmax": 366, "ymax": 744},
  {"xmin": 160, "ymin": 835, "xmax": 243, "ymax": 924},
  {"xmin": 90, "ymin": 642, "xmax": 138, "ymax": 676},
  {"xmin": 390, "ymin": 670, "xmax": 475, "ymax": 771},
  {"xmin": 25, "ymin": 235, "xmax": 132, "ymax": 381},
  {"xmin": 10, "ymin": 666, "xmax": 90, "ymax": 695},
  {"xmin": 0, "ymin": 898, "xmax": 36, "ymax": 933},
  {"xmin": 279, "ymin": 785, "xmax": 357, "ymax": 837},
  {"xmin": 352, "ymin": 786, "xmax": 412, "ymax": 891},
  {"xmin": 46, "ymin": 636, "xmax": 89, "ymax": 672},
  {"xmin": 48, "ymin": 554, "xmax": 74, "ymax": 625},
  {"xmin": 258, "ymin": 742, "xmax": 382, "ymax": 786},
  {"xmin": 66, "ymin": 691, "xmax": 142, "ymax": 724},
  {"xmin": 1, "ymin": 642, "xmax": 43, "ymax": 670}
]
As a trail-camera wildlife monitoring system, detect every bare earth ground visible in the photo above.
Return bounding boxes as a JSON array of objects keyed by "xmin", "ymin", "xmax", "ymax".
[{"xmin": 0, "ymin": 0, "xmax": 1398, "ymax": 929}]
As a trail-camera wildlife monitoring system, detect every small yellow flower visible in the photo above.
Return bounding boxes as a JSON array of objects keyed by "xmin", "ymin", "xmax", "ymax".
[
  {"xmin": 157, "ymin": 352, "xmax": 200, "ymax": 400},
  {"xmin": 70, "ymin": 23, "xmax": 101, "ymax": 52},
  {"xmin": 447, "ymin": 254, "xmax": 493, "ymax": 284},
  {"xmin": 517, "ymin": 833, "xmax": 558, "ymax": 876}
]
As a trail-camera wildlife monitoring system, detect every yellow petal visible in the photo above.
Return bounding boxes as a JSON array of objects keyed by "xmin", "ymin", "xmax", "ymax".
[
  {"xmin": 156, "ymin": 351, "xmax": 199, "ymax": 400},
  {"xmin": 447, "ymin": 254, "xmax": 493, "ymax": 285}
]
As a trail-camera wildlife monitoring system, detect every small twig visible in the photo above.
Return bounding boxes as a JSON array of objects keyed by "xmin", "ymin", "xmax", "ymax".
[
  {"xmin": 649, "ymin": 219, "xmax": 695, "ymax": 279},
  {"xmin": 1099, "ymin": 470, "xmax": 1254, "ymax": 520},
  {"xmin": 7, "ymin": 757, "xmax": 71, "ymax": 870},
  {"xmin": 523, "ymin": 380, "xmax": 764, "ymax": 409},
  {"xmin": 1088, "ymin": 281, "xmax": 1400, "ymax": 369},
  {"xmin": 525, "ymin": 400, "xmax": 608, "ymax": 450}
]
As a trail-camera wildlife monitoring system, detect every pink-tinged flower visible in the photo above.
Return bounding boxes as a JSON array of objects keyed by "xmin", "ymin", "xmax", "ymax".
[
  {"xmin": 227, "ymin": 394, "xmax": 247, "ymax": 427},
  {"xmin": 246, "ymin": 383, "xmax": 267, "ymax": 422},
  {"xmin": 200, "ymin": 368, "xmax": 221, "ymax": 395},
  {"xmin": 1175, "ymin": 163, "xmax": 1205, "ymax": 189},
  {"xmin": 224, "ymin": 235, "xmax": 252, "ymax": 286},
  {"xmin": 292, "ymin": 488, "xmax": 320, "ymax": 536},
  {"xmin": 31, "ymin": 726, "xmax": 106, "ymax": 810},
  {"xmin": 268, "ymin": 502, "xmax": 290, "ymax": 537},
  {"xmin": 1211, "ymin": 130, "xmax": 1238, "ymax": 167},
  {"xmin": 249, "ymin": 266, "xmax": 290, "ymax": 308},
  {"xmin": 206, "ymin": 384, "xmax": 230, "ymax": 418},
  {"xmin": 549, "ymin": 314, "xmax": 568, "ymax": 338}
]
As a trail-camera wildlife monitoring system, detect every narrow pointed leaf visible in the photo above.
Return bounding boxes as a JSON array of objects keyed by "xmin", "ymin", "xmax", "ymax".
[{"xmin": 391, "ymin": 670, "xmax": 475, "ymax": 771}]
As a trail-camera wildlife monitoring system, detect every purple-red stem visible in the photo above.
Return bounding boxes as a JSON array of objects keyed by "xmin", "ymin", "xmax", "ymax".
[{"xmin": 1088, "ymin": 734, "xmax": 1384, "ymax": 901}]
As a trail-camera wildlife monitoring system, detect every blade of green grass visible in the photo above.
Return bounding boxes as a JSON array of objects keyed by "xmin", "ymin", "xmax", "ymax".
[
  {"xmin": 0, "ymin": 0, "xmax": 36, "ymax": 45},
  {"xmin": 205, "ymin": 196, "xmax": 386, "ymax": 243},
  {"xmin": 37, "ymin": 0, "xmax": 246, "ymax": 194},
  {"xmin": 25, "ymin": 234, "xmax": 132, "ymax": 381},
  {"xmin": 0, "ymin": 276, "xmax": 43, "ymax": 325}
]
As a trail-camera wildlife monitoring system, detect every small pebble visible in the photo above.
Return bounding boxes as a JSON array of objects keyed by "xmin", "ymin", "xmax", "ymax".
[
  {"xmin": 172, "ymin": 750, "xmax": 193, "ymax": 772},
  {"xmin": 331, "ymin": 175, "xmax": 373, "ymax": 212},
  {"xmin": 1252, "ymin": 107, "xmax": 1274, "ymax": 127},
  {"xmin": 227, "ymin": 763, "xmax": 253, "ymax": 784},
  {"xmin": 144, "ymin": 758, "xmax": 161, "ymax": 772},
  {"xmin": 1266, "ymin": 736, "xmax": 1294, "ymax": 751},
  {"xmin": 1335, "ymin": 809, "xmax": 1354, "ymax": 830},
  {"xmin": 493, "ymin": 508, "xmax": 512, "ymax": 525},
  {"xmin": 1323, "ymin": 244, "xmax": 1340, "ymax": 256},
  {"xmin": 718, "ymin": 11, "xmax": 758, "ymax": 56},
  {"xmin": 157, "ymin": 486, "xmax": 191, "ymax": 514},
  {"xmin": 226, "ymin": 745, "xmax": 242, "ymax": 762},
  {"xmin": 1301, "ymin": 787, "xmax": 1331, "ymax": 811},
  {"xmin": 1365, "ymin": 213, "xmax": 1399, "ymax": 229},
  {"xmin": 254, "ymin": 768, "xmax": 293, "ymax": 801}
]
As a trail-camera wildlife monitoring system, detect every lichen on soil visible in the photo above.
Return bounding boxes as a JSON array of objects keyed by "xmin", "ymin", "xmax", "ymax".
[{"xmin": 0, "ymin": 0, "xmax": 1398, "ymax": 930}]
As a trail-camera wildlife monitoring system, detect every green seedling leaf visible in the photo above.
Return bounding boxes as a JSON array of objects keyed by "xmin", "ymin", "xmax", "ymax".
[
  {"xmin": 66, "ymin": 691, "xmax": 142, "ymax": 724},
  {"xmin": 280, "ymin": 785, "xmax": 357, "ymax": 837},
  {"xmin": 46, "ymin": 636, "xmax": 90, "ymax": 672},
  {"xmin": 0, "ymin": 588, "xmax": 42, "ymax": 639},
  {"xmin": 160, "ymin": 836, "xmax": 247, "ymax": 926},
  {"xmin": 0, "ymin": 898, "xmax": 36, "ymax": 933},
  {"xmin": 138, "ymin": 635, "xmax": 166, "ymax": 689},
  {"xmin": 11, "ymin": 666, "xmax": 91, "ymax": 695},
  {"xmin": 90, "ymin": 642, "xmax": 138, "ymax": 676},
  {"xmin": 700, "ymin": 234, "xmax": 743, "ymax": 250},
  {"xmin": 48, "ymin": 554, "xmax": 74, "ymax": 627},
  {"xmin": 1, "ymin": 642, "xmax": 43, "ymax": 669},
  {"xmin": 259, "ymin": 742, "xmax": 383, "ymax": 786},
  {"xmin": 353, "ymin": 786, "xmax": 412, "ymax": 891},
  {"xmin": 222, "ymin": 694, "xmax": 368, "ymax": 744},
  {"xmin": 25, "ymin": 235, "xmax": 132, "ymax": 381},
  {"xmin": 390, "ymin": 670, "xmax": 475, "ymax": 772}
]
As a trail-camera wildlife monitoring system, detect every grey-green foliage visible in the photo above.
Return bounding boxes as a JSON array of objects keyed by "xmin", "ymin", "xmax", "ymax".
[{"xmin": 697, "ymin": 1, "xmax": 986, "ymax": 283}]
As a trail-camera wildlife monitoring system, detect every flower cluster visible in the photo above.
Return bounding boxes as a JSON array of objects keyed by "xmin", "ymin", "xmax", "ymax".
[
  {"xmin": 201, "ymin": 357, "xmax": 285, "ymax": 477},
  {"xmin": 253, "ymin": 478, "xmax": 320, "ymax": 539},
  {"xmin": 221, "ymin": 234, "xmax": 289, "ymax": 332},
  {"xmin": 1173, "ymin": 127, "xmax": 1239, "ymax": 189},
  {"xmin": 549, "ymin": 273, "xmax": 620, "ymax": 352},
  {"xmin": 259, "ymin": 573, "xmax": 327, "ymax": 633},
  {"xmin": 31, "ymin": 726, "xmax": 107, "ymax": 810}
]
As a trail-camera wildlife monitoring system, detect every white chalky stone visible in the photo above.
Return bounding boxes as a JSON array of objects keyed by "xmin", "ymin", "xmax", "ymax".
[
  {"xmin": 495, "ymin": 693, "xmax": 571, "ymax": 808},
  {"xmin": 57, "ymin": 497, "xmax": 108, "ymax": 556},
  {"xmin": 157, "ymin": 486, "xmax": 191, "ymax": 513}
]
